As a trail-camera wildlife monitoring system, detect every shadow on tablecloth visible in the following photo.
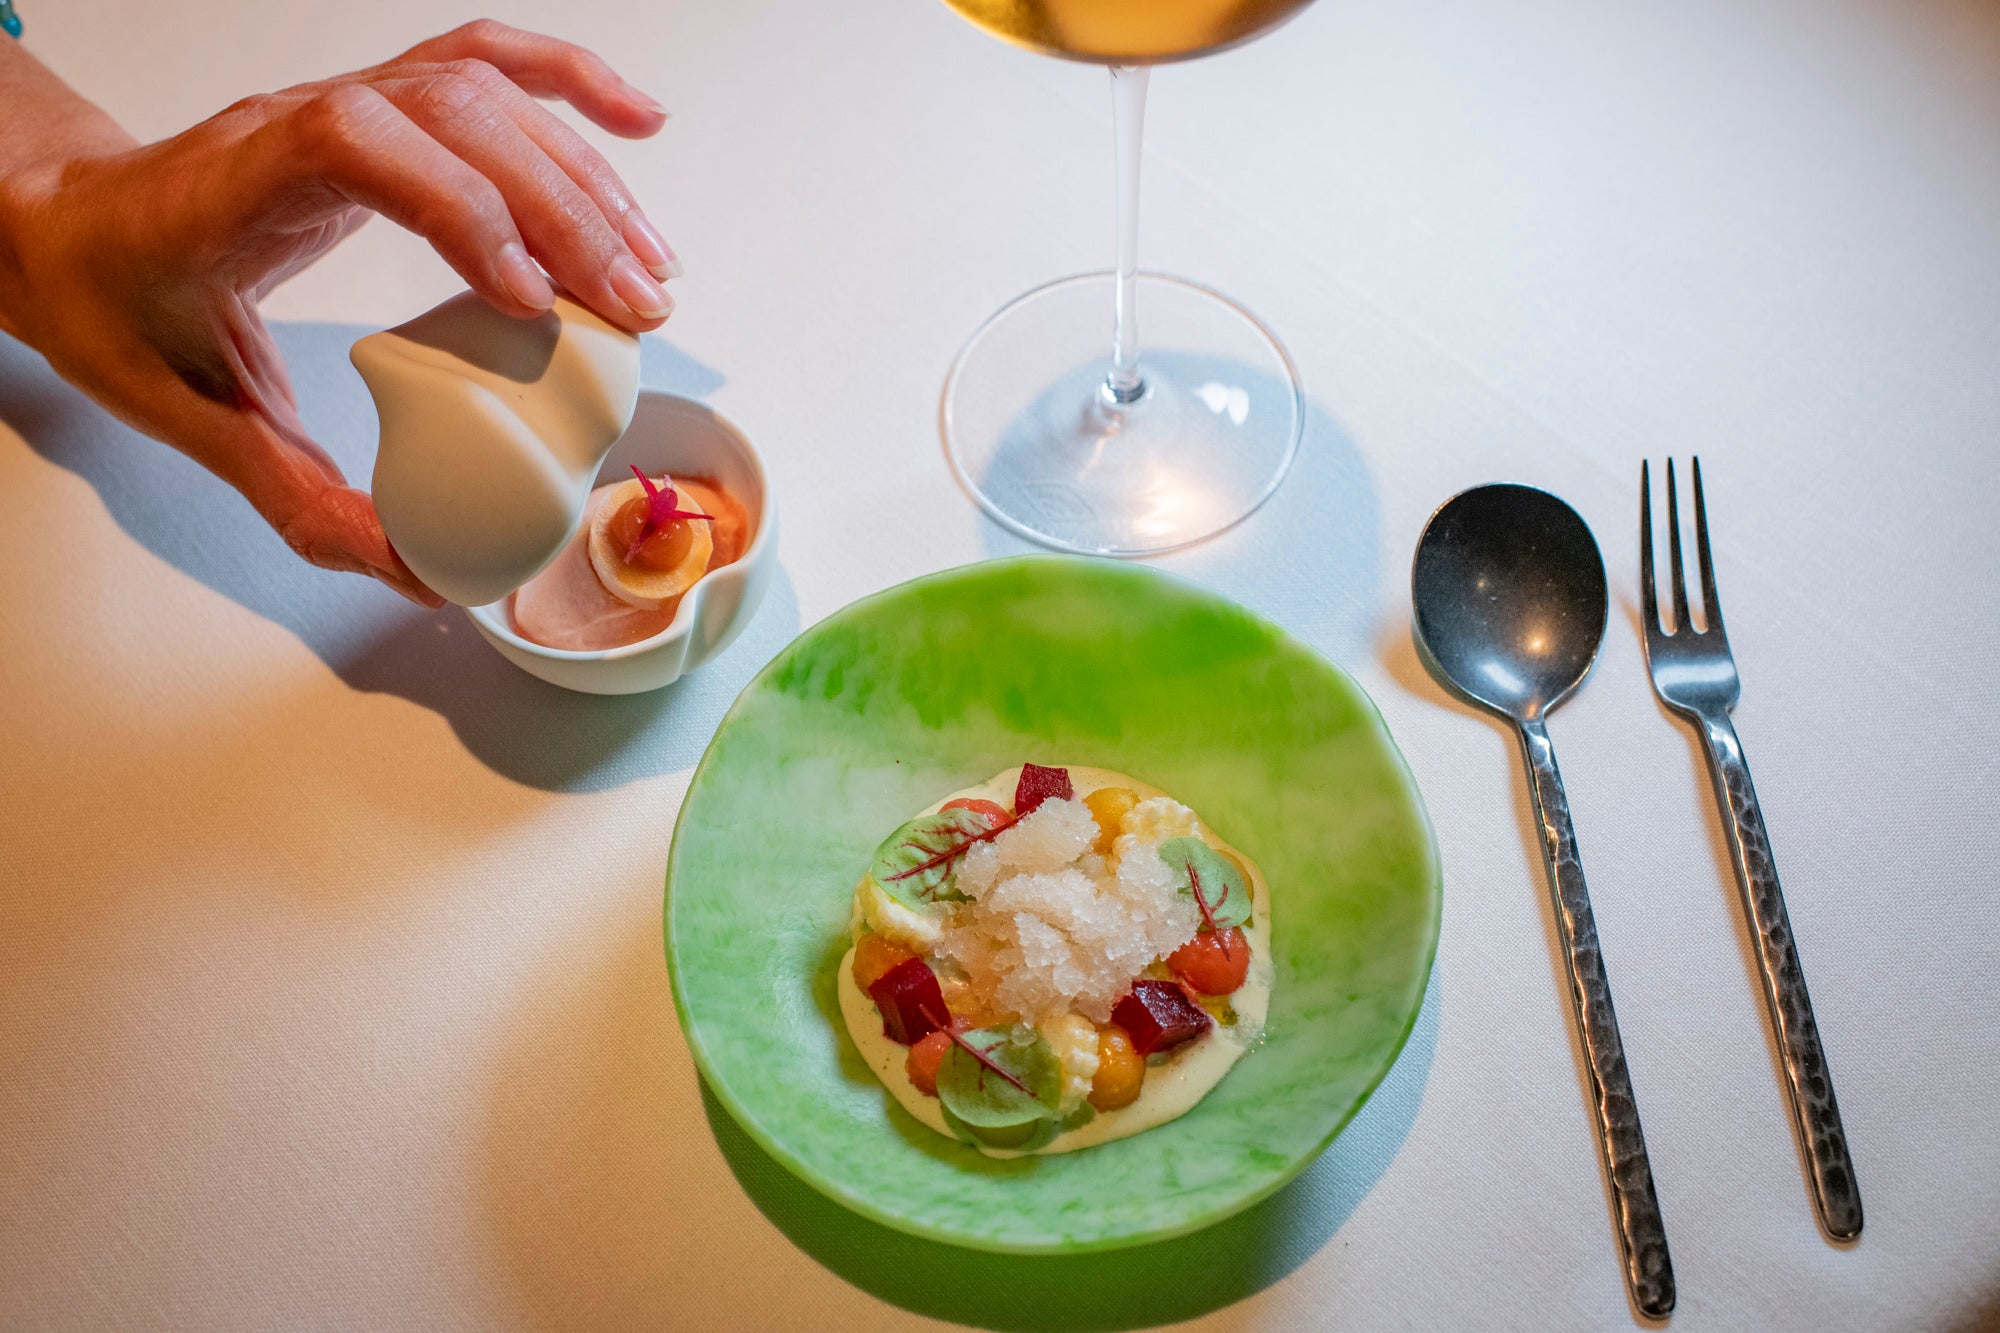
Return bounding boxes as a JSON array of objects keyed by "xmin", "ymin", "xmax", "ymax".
[
  {"xmin": 0, "ymin": 325, "xmax": 799, "ymax": 793},
  {"xmin": 973, "ymin": 359, "xmax": 1383, "ymax": 675},
  {"xmin": 479, "ymin": 903, "xmax": 1437, "ymax": 1331},
  {"xmin": 707, "ymin": 972, "xmax": 1441, "ymax": 1331}
]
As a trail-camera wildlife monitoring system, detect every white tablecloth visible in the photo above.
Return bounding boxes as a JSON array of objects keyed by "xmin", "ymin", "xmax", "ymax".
[{"xmin": 4, "ymin": 1, "xmax": 1997, "ymax": 1328}]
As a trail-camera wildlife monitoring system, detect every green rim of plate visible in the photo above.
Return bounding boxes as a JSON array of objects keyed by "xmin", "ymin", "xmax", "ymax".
[{"xmin": 666, "ymin": 555, "xmax": 1440, "ymax": 1253}]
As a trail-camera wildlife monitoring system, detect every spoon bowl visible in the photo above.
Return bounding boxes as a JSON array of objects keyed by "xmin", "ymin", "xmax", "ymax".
[{"xmin": 1412, "ymin": 483, "xmax": 1607, "ymax": 721}]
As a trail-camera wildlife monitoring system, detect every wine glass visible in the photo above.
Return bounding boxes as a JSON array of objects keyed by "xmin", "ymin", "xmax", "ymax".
[{"xmin": 939, "ymin": 0, "xmax": 1314, "ymax": 555}]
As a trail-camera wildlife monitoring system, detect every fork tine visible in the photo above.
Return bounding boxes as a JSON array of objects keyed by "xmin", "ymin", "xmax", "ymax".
[
  {"xmin": 1640, "ymin": 460, "xmax": 1659, "ymax": 634},
  {"xmin": 1666, "ymin": 458, "xmax": 1691, "ymax": 633},
  {"xmin": 1691, "ymin": 456, "xmax": 1722, "ymax": 632}
]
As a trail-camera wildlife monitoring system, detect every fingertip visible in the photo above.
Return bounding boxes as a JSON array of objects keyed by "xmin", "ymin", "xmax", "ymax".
[
  {"xmin": 623, "ymin": 82, "xmax": 669, "ymax": 119},
  {"xmin": 604, "ymin": 115, "xmax": 667, "ymax": 140},
  {"xmin": 396, "ymin": 579, "xmax": 449, "ymax": 610},
  {"xmin": 378, "ymin": 550, "xmax": 445, "ymax": 607},
  {"xmin": 621, "ymin": 211, "xmax": 682, "ymax": 282},
  {"xmin": 372, "ymin": 529, "xmax": 443, "ymax": 606},
  {"xmin": 602, "ymin": 88, "xmax": 669, "ymax": 139},
  {"xmin": 497, "ymin": 241, "xmax": 557, "ymax": 312},
  {"xmin": 608, "ymin": 255, "xmax": 674, "ymax": 323}
]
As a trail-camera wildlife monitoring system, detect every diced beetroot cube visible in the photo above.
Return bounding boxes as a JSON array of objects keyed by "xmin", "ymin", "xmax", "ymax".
[
  {"xmin": 1014, "ymin": 763, "xmax": 1074, "ymax": 815},
  {"xmin": 1112, "ymin": 979, "xmax": 1213, "ymax": 1056},
  {"xmin": 867, "ymin": 957, "xmax": 949, "ymax": 1046}
]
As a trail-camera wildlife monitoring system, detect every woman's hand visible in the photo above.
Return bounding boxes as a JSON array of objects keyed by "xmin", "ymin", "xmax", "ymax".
[{"xmin": 0, "ymin": 21, "xmax": 679, "ymax": 605}]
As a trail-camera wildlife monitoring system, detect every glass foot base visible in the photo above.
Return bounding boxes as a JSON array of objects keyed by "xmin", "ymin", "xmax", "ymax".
[{"xmin": 942, "ymin": 271, "xmax": 1302, "ymax": 556}]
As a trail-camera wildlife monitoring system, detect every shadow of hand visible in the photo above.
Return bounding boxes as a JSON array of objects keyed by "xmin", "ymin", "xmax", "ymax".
[{"xmin": 0, "ymin": 324, "xmax": 797, "ymax": 792}]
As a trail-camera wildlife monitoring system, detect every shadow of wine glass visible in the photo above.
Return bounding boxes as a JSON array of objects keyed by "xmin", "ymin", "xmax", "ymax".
[
  {"xmin": 703, "ymin": 968, "xmax": 1439, "ymax": 1332},
  {"xmin": 0, "ymin": 325, "xmax": 797, "ymax": 793},
  {"xmin": 973, "ymin": 353, "xmax": 1381, "ymax": 671}
]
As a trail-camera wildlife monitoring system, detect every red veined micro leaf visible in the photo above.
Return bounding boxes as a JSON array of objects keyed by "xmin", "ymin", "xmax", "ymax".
[
  {"xmin": 935, "ymin": 1025, "xmax": 1060, "ymax": 1127},
  {"xmin": 624, "ymin": 465, "xmax": 715, "ymax": 563},
  {"xmin": 870, "ymin": 805, "xmax": 1015, "ymax": 908},
  {"xmin": 1013, "ymin": 763, "xmax": 1074, "ymax": 815},
  {"xmin": 867, "ymin": 958, "xmax": 949, "ymax": 1045},
  {"xmin": 937, "ymin": 1025, "xmax": 1030, "ymax": 1095},
  {"xmin": 1156, "ymin": 836, "xmax": 1252, "ymax": 933},
  {"xmin": 1112, "ymin": 980, "xmax": 1213, "ymax": 1056}
]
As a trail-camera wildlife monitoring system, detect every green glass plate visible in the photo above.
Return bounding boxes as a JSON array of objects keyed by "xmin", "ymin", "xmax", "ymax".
[{"xmin": 666, "ymin": 556, "xmax": 1439, "ymax": 1253}]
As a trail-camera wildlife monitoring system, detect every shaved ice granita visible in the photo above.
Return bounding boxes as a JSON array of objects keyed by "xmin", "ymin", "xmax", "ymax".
[{"xmin": 836, "ymin": 763, "xmax": 1273, "ymax": 1157}]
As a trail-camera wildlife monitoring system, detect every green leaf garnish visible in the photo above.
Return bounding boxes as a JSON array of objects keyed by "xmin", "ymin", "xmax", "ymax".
[
  {"xmin": 870, "ymin": 807, "xmax": 1013, "ymax": 908},
  {"xmin": 936, "ymin": 1025, "xmax": 1060, "ymax": 1129},
  {"xmin": 942, "ymin": 1103, "xmax": 1061, "ymax": 1152},
  {"xmin": 1158, "ymin": 837, "xmax": 1252, "ymax": 932}
]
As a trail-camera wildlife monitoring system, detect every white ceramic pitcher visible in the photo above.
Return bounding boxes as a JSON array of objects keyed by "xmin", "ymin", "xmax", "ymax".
[{"xmin": 352, "ymin": 292, "xmax": 640, "ymax": 607}]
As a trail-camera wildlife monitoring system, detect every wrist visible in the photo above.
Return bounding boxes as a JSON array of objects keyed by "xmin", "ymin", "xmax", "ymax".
[
  {"xmin": 0, "ymin": 45, "xmax": 135, "ymax": 343},
  {"xmin": 0, "ymin": 157, "xmax": 65, "ymax": 343}
]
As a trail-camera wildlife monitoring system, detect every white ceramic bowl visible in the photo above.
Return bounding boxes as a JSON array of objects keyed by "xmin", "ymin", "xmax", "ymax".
[{"xmin": 466, "ymin": 391, "xmax": 776, "ymax": 695}]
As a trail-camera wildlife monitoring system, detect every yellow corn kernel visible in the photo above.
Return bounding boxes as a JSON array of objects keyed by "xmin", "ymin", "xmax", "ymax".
[
  {"xmin": 1083, "ymin": 787, "xmax": 1140, "ymax": 854},
  {"xmin": 1088, "ymin": 1024, "xmax": 1145, "ymax": 1111}
]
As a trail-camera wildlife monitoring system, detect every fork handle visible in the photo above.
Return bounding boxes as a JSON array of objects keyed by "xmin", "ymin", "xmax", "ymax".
[
  {"xmin": 1517, "ymin": 718, "xmax": 1675, "ymax": 1318},
  {"xmin": 1694, "ymin": 711, "xmax": 1863, "ymax": 1239}
]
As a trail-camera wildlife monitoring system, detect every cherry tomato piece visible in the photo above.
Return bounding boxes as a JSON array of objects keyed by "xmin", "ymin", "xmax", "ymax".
[
  {"xmin": 906, "ymin": 1030, "xmax": 953, "ymax": 1097},
  {"xmin": 607, "ymin": 494, "xmax": 701, "ymax": 571},
  {"xmin": 1168, "ymin": 927, "xmax": 1250, "ymax": 996},
  {"xmin": 940, "ymin": 797, "xmax": 1010, "ymax": 824}
]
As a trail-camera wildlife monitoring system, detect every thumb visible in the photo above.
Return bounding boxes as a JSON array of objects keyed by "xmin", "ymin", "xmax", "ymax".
[
  {"xmin": 269, "ymin": 478, "xmax": 445, "ymax": 608},
  {"xmin": 193, "ymin": 300, "xmax": 444, "ymax": 607},
  {"xmin": 220, "ymin": 410, "xmax": 444, "ymax": 607}
]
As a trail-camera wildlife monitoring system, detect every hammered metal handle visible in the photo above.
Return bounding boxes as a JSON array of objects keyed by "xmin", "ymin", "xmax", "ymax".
[
  {"xmin": 1698, "ymin": 712, "xmax": 1863, "ymax": 1239},
  {"xmin": 1518, "ymin": 718, "xmax": 1676, "ymax": 1318}
]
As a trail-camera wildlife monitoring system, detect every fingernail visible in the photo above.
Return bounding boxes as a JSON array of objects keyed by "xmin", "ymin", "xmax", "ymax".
[
  {"xmin": 623, "ymin": 211, "xmax": 684, "ymax": 281},
  {"xmin": 609, "ymin": 254, "xmax": 673, "ymax": 320},
  {"xmin": 497, "ymin": 242, "xmax": 554, "ymax": 310},
  {"xmin": 624, "ymin": 81, "xmax": 669, "ymax": 117}
]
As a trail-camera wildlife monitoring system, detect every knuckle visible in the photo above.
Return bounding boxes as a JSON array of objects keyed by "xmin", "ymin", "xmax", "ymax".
[
  {"xmin": 574, "ymin": 161, "xmax": 630, "ymax": 215},
  {"xmin": 566, "ymin": 196, "xmax": 622, "ymax": 249},
  {"xmin": 455, "ymin": 17, "xmax": 514, "ymax": 48},
  {"xmin": 442, "ymin": 57, "xmax": 505, "ymax": 90},
  {"xmin": 450, "ymin": 179, "xmax": 514, "ymax": 238},
  {"xmin": 278, "ymin": 518, "xmax": 320, "ymax": 563},
  {"xmin": 220, "ymin": 91, "xmax": 287, "ymax": 122},
  {"xmin": 413, "ymin": 71, "xmax": 485, "ymax": 122},
  {"xmin": 559, "ymin": 45, "xmax": 613, "ymax": 87},
  {"xmin": 298, "ymin": 84, "xmax": 387, "ymax": 158},
  {"xmin": 275, "ymin": 494, "xmax": 337, "ymax": 565}
]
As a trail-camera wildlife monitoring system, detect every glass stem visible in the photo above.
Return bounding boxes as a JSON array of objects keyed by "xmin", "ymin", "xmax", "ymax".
[{"xmin": 1103, "ymin": 65, "xmax": 1150, "ymax": 406}]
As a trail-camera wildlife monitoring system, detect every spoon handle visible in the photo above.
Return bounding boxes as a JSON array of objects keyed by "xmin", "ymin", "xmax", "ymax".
[{"xmin": 1516, "ymin": 718, "xmax": 1676, "ymax": 1319}]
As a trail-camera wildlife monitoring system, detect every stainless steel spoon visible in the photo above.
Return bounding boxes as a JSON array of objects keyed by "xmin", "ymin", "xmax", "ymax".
[{"xmin": 1412, "ymin": 483, "xmax": 1675, "ymax": 1320}]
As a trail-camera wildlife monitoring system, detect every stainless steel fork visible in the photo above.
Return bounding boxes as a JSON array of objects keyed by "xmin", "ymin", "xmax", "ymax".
[{"xmin": 1640, "ymin": 458, "xmax": 1862, "ymax": 1240}]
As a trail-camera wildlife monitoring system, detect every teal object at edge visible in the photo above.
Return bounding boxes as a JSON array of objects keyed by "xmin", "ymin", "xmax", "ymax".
[{"xmin": 666, "ymin": 555, "xmax": 1440, "ymax": 1252}]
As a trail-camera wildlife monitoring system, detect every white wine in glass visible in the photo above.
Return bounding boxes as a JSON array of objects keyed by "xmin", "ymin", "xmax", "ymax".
[
  {"xmin": 939, "ymin": 0, "xmax": 1314, "ymax": 554},
  {"xmin": 942, "ymin": 0, "xmax": 1313, "ymax": 63}
]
